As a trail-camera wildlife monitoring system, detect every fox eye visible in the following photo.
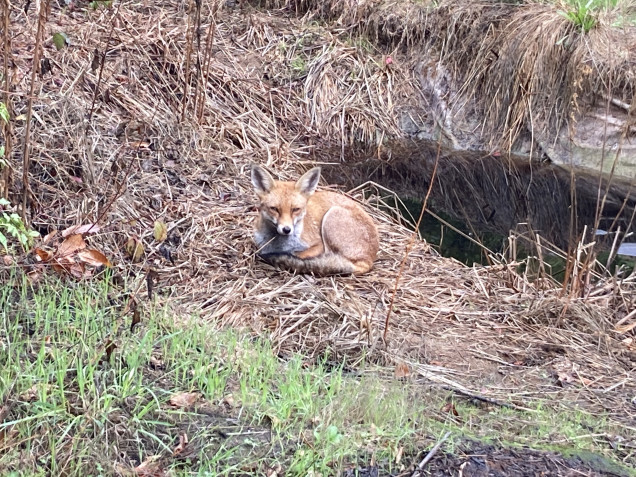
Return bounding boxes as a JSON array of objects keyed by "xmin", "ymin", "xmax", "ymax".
[
  {"xmin": 291, "ymin": 208, "xmax": 301, "ymax": 214},
  {"xmin": 269, "ymin": 206, "xmax": 280, "ymax": 214}
]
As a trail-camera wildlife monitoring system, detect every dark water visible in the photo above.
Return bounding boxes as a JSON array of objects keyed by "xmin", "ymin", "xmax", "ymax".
[
  {"xmin": 318, "ymin": 139, "xmax": 636, "ymax": 278},
  {"xmin": 402, "ymin": 198, "xmax": 635, "ymax": 280}
]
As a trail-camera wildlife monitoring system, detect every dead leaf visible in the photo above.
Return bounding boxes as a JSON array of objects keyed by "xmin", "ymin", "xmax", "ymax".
[
  {"xmin": 133, "ymin": 455, "xmax": 164, "ymax": 477},
  {"xmin": 62, "ymin": 223, "xmax": 100, "ymax": 237},
  {"xmin": 130, "ymin": 141, "xmax": 151, "ymax": 150},
  {"xmin": 2, "ymin": 255, "xmax": 14, "ymax": 266},
  {"xmin": 149, "ymin": 355, "xmax": 165, "ymax": 370},
  {"xmin": 131, "ymin": 308, "xmax": 141, "ymax": 332},
  {"xmin": 153, "ymin": 221, "xmax": 167, "ymax": 242},
  {"xmin": 102, "ymin": 339, "xmax": 117, "ymax": 363},
  {"xmin": 146, "ymin": 269, "xmax": 158, "ymax": 300},
  {"xmin": 172, "ymin": 433, "xmax": 188, "ymax": 456},
  {"xmin": 42, "ymin": 230, "xmax": 58, "ymax": 244},
  {"xmin": 19, "ymin": 385, "xmax": 39, "ymax": 402},
  {"xmin": 125, "ymin": 237, "xmax": 144, "ymax": 263},
  {"xmin": 441, "ymin": 402, "xmax": 459, "ymax": 417},
  {"xmin": 57, "ymin": 234, "xmax": 86, "ymax": 258},
  {"xmin": 222, "ymin": 394, "xmax": 235, "ymax": 408},
  {"xmin": 34, "ymin": 248, "xmax": 53, "ymax": 262},
  {"xmin": 616, "ymin": 321, "xmax": 636, "ymax": 334},
  {"xmin": 169, "ymin": 392, "xmax": 199, "ymax": 409},
  {"xmin": 69, "ymin": 262, "xmax": 86, "ymax": 279},
  {"xmin": 394, "ymin": 362, "xmax": 410, "ymax": 379},
  {"xmin": 77, "ymin": 249, "xmax": 112, "ymax": 267}
]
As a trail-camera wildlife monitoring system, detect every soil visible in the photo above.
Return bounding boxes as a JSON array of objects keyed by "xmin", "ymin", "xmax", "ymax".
[{"xmin": 348, "ymin": 441, "xmax": 632, "ymax": 477}]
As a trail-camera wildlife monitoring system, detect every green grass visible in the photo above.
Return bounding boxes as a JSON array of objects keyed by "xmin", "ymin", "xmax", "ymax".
[
  {"xmin": 0, "ymin": 275, "xmax": 634, "ymax": 476},
  {"xmin": 557, "ymin": 0, "xmax": 627, "ymax": 31}
]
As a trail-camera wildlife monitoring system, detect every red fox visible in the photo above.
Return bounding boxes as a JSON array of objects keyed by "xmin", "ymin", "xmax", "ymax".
[{"xmin": 250, "ymin": 164, "xmax": 379, "ymax": 276}]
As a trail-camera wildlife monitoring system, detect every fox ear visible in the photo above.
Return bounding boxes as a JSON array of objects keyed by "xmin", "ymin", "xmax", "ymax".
[
  {"xmin": 251, "ymin": 164, "xmax": 275, "ymax": 196},
  {"xmin": 296, "ymin": 167, "xmax": 321, "ymax": 196}
]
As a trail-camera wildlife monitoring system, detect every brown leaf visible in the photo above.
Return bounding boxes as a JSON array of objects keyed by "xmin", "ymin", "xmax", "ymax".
[
  {"xmin": 153, "ymin": 221, "xmax": 167, "ymax": 242},
  {"xmin": 77, "ymin": 249, "xmax": 112, "ymax": 267},
  {"xmin": 222, "ymin": 394, "xmax": 235, "ymax": 408},
  {"xmin": 130, "ymin": 141, "xmax": 151, "ymax": 150},
  {"xmin": 57, "ymin": 234, "xmax": 86, "ymax": 258},
  {"xmin": 62, "ymin": 224, "xmax": 100, "ymax": 238},
  {"xmin": 441, "ymin": 402, "xmax": 459, "ymax": 417},
  {"xmin": 125, "ymin": 237, "xmax": 144, "ymax": 263},
  {"xmin": 146, "ymin": 269, "xmax": 158, "ymax": 300},
  {"xmin": 394, "ymin": 362, "xmax": 410, "ymax": 379},
  {"xmin": 133, "ymin": 456, "xmax": 164, "ymax": 477},
  {"xmin": 42, "ymin": 230, "xmax": 58, "ymax": 244},
  {"xmin": 69, "ymin": 262, "xmax": 86, "ymax": 279},
  {"xmin": 2, "ymin": 255, "xmax": 14, "ymax": 266},
  {"xmin": 169, "ymin": 392, "xmax": 199, "ymax": 409},
  {"xmin": 34, "ymin": 248, "xmax": 53, "ymax": 262},
  {"xmin": 616, "ymin": 321, "xmax": 636, "ymax": 334},
  {"xmin": 131, "ymin": 307, "xmax": 141, "ymax": 332},
  {"xmin": 172, "ymin": 433, "xmax": 188, "ymax": 456},
  {"xmin": 102, "ymin": 339, "xmax": 117, "ymax": 363},
  {"xmin": 19, "ymin": 385, "xmax": 39, "ymax": 402}
]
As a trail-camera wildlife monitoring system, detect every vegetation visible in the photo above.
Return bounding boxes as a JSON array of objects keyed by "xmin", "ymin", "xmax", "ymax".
[
  {"xmin": 0, "ymin": 278, "xmax": 633, "ymax": 476},
  {"xmin": 0, "ymin": 199, "xmax": 39, "ymax": 252},
  {"xmin": 1, "ymin": 0, "xmax": 635, "ymax": 475}
]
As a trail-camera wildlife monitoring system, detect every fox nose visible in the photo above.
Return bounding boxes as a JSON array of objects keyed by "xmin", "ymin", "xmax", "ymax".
[{"xmin": 281, "ymin": 226, "xmax": 292, "ymax": 235}]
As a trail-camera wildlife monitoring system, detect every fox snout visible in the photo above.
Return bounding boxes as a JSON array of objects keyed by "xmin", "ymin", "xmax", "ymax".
[{"xmin": 278, "ymin": 225, "xmax": 293, "ymax": 235}]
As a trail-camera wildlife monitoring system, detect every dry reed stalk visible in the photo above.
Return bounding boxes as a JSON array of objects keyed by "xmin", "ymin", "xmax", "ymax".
[
  {"xmin": 182, "ymin": 0, "xmax": 196, "ymax": 122},
  {"xmin": 0, "ymin": 0, "xmax": 11, "ymax": 199},
  {"xmin": 190, "ymin": 0, "xmax": 203, "ymax": 122},
  {"xmin": 21, "ymin": 0, "xmax": 50, "ymax": 222},
  {"xmin": 197, "ymin": 4, "xmax": 219, "ymax": 123}
]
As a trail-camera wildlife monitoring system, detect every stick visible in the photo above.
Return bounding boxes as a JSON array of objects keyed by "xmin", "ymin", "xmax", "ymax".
[
  {"xmin": 411, "ymin": 431, "xmax": 451, "ymax": 476},
  {"xmin": 443, "ymin": 386, "xmax": 537, "ymax": 413}
]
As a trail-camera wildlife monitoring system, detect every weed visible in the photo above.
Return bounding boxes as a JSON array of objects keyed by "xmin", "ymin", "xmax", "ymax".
[
  {"xmin": 0, "ymin": 198, "xmax": 39, "ymax": 251},
  {"xmin": 89, "ymin": 0, "xmax": 113, "ymax": 9},
  {"xmin": 290, "ymin": 56, "xmax": 307, "ymax": 75},
  {"xmin": 558, "ymin": 0, "xmax": 619, "ymax": 32},
  {"xmin": 0, "ymin": 102, "xmax": 8, "ymax": 124}
]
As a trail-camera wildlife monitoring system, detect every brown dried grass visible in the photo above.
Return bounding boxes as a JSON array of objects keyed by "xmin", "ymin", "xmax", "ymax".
[
  {"xmin": 428, "ymin": 0, "xmax": 636, "ymax": 150},
  {"xmin": 0, "ymin": 0, "xmax": 634, "ymax": 424}
]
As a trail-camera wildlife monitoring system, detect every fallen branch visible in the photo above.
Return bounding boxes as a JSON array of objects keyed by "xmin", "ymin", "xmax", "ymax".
[
  {"xmin": 411, "ymin": 431, "xmax": 451, "ymax": 477},
  {"xmin": 443, "ymin": 386, "xmax": 537, "ymax": 413}
]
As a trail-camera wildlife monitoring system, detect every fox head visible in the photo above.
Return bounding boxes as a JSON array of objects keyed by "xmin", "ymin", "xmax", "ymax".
[{"xmin": 251, "ymin": 164, "xmax": 321, "ymax": 237}]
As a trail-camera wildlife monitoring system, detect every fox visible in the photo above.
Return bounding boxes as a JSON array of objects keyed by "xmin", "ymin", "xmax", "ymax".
[{"xmin": 250, "ymin": 164, "xmax": 379, "ymax": 276}]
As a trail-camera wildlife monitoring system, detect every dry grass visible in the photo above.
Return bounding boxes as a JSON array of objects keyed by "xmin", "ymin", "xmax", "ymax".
[
  {"xmin": 427, "ymin": 0, "xmax": 636, "ymax": 151},
  {"xmin": 0, "ymin": 0, "xmax": 634, "ymax": 433}
]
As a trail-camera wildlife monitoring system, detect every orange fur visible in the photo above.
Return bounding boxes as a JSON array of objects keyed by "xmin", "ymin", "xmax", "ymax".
[{"xmin": 251, "ymin": 165, "xmax": 379, "ymax": 276}]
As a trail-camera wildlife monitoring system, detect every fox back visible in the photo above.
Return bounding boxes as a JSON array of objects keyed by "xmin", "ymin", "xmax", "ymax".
[{"xmin": 251, "ymin": 165, "xmax": 379, "ymax": 276}]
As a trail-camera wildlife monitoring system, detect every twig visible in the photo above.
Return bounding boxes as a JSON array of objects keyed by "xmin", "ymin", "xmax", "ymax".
[
  {"xmin": 443, "ymin": 385, "xmax": 537, "ymax": 413},
  {"xmin": 181, "ymin": 0, "xmax": 195, "ymax": 122},
  {"xmin": 86, "ymin": 8, "xmax": 117, "ymax": 127},
  {"xmin": 411, "ymin": 431, "xmax": 451, "ymax": 477},
  {"xmin": 197, "ymin": 6, "xmax": 218, "ymax": 123}
]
